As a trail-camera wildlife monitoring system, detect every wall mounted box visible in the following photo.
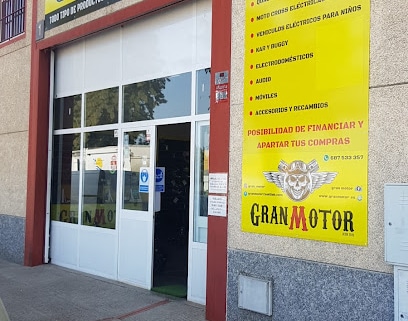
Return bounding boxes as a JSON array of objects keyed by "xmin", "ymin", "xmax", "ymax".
[
  {"xmin": 384, "ymin": 184, "xmax": 408, "ymax": 266},
  {"xmin": 238, "ymin": 274, "xmax": 273, "ymax": 316},
  {"xmin": 394, "ymin": 266, "xmax": 408, "ymax": 321}
]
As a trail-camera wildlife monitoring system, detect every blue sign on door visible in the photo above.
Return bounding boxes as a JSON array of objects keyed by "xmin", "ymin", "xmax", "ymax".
[
  {"xmin": 155, "ymin": 167, "xmax": 165, "ymax": 192},
  {"xmin": 139, "ymin": 167, "xmax": 149, "ymax": 193}
]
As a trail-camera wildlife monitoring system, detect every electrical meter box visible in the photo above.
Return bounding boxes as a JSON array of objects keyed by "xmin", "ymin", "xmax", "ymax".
[
  {"xmin": 395, "ymin": 266, "xmax": 408, "ymax": 321},
  {"xmin": 384, "ymin": 184, "xmax": 408, "ymax": 266}
]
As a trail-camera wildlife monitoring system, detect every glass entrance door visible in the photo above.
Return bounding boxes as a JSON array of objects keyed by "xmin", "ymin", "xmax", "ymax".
[
  {"xmin": 188, "ymin": 120, "xmax": 209, "ymax": 304},
  {"xmin": 117, "ymin": 126, "xmax": 156, "ymax": 289}
]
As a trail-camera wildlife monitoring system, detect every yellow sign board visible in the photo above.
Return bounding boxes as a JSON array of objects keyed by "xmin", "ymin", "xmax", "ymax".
[
  {"xmin": 45, "ymin": 0, "xmax": 76, "ymax": 15},
  {"xmin": 242, "ymin": 0, "xmax": 370, "ymax": 245}
]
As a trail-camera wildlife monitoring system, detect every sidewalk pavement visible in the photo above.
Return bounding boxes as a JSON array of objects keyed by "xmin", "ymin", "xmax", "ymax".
[{"xmin": 0, "ymin": 259, "xmax": 207, "ymax": 321}]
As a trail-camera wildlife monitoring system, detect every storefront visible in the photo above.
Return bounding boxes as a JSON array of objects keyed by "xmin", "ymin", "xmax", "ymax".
[
  {"xmin": 22, "ymin": 0, "xmax": 230, "ymax": 318},
  {"xmin": 0, "ymin": 0, "xmax": 404, "ymax": 318},
  {"xmin": 15, "ymin": 0, "xmax": 396, "ymax": 319},
  {"xmin": 45, "ymin": 0, "xmax": 211, "ymax": 304}
]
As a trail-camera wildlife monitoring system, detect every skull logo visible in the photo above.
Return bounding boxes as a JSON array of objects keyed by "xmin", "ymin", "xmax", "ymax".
[
  {"xmin": 284, "ymin": 161, "xmax": 312, "ymax": 201},
  {"xmin": 263, "ymin": 159, "xmax": 337, "ymax": 202}
]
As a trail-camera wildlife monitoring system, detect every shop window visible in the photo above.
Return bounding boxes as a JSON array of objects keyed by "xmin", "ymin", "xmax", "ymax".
[
  {"xmin": 50, "ymin": 134, "xmax": 81, "ymax": 224},
  {"xmin": 196, "ymin": 68, "xmax": 211, "ymax": 115},
  {"xmin": 53, "ymin": 94, "xmax": 82, "ymax": 129},
  {"xmin": 85, "ymin": 87, "xmax": 118, "ymax": 126},
  {"xmin": 193, "ymin": 122, "xmax": 209, "ymax": 243},
  {"xmin": 123, "ymin": 72, "xmax": 191, "ymax": 122},
  {"xmin": 82, "ymin": 130, "xmax": 118, "ymax": 229},
  {"xmin": 0, "ymin": 0, "xmax": 25, "ymax": 43},
  {"xmin": 122, "ymin": 130, "xmax": 150, "ymax": 211}
]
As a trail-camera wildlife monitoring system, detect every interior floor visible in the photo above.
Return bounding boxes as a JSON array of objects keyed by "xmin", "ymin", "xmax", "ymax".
[{"xmin": 152, "ymin": 123, "xmax": 190, "ymax": 297}]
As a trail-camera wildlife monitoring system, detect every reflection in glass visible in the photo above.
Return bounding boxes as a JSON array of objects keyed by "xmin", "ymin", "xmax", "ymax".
[
  {"xmin": 82, "ymin": 130, "xmax": 118, "ymax": 229},
  {"xmin": 50, "ymin": 134, "xmax": 81, "ymax": 224},
  {"xmin": 85, "ymin": 87, "xmax": 119, "ymax": 126},
  {"xmin": 122, "ymin": 130, "xmax": 150, "ymax": 211},
  {"xmin": 193, "ymin": 124, "xmax": 209, "ymax": 243},
  {"xmin": 53, "ymin": 94, "xmax": 82, "ymax": 129},
  {"xmin": 196, "ymin": 68, "xmax": 211, "ymax": 115},
  {"xmin": 123, "ymin": 72, "xmax": 191, "ymax": 122}
]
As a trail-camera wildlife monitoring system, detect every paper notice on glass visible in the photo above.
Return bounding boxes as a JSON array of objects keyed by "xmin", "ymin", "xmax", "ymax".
[
  {"xmin": 208, "ymin": 195, "xmax": 227, "ymax": 217},
  {"xmin": 209, "ymin": 173, "xmax": 228, "ymax": 194}
]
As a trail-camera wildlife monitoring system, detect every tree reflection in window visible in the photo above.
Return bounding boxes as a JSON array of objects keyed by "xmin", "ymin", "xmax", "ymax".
[
  {"xmin": 123, "ymin": 72, "xmax": 191, "ymax": 122},
  {"xmin": 53, "ymin": 94, "xmax": 82, "ymax": 129},
  {"xmin": 85, "ymin": 87, "xmax": 119, "ymax": 126},
  {"xmin": 124, "ymin": 78, "xmax": 168, "ymax": 122}
]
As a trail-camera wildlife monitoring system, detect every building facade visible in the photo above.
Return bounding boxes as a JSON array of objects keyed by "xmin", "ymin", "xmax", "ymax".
[{"xmin": 0, "ymin": 0, "xmax": 404, "ymax": 320}]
